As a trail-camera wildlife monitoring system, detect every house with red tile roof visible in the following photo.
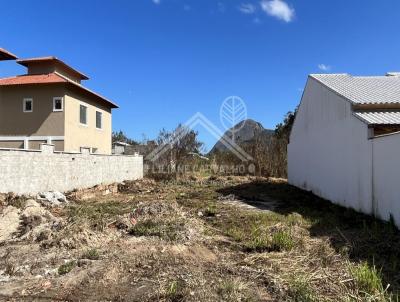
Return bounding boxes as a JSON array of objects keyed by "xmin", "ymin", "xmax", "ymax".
[{"xmin": 0, "ymin": 48, "xmax": 118, "ymax": 153}]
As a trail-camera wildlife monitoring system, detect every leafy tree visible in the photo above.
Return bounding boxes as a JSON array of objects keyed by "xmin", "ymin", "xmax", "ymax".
[
  {"xmin": 112, "ymin": 130, "xmax": 138, "ymax": 145},
  {"xmin": 274, "ymin": 107, "xmax": 298, "ymax": 142}
]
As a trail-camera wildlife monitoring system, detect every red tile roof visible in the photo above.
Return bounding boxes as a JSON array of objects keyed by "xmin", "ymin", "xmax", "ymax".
[
  {"xmin": 0, "ymin": 48, "xmax": 18, "ymax": 60},
  {"xmin": 0, "ymin": 73, "xmax": 67, "ymax": 85},
  {"xmin": 17, "ymin": 56, "xmax": 89, "ymax": 80},
  {"xmin": 0, "ymin": 73, "xmax": 118, "ymax": 108}
]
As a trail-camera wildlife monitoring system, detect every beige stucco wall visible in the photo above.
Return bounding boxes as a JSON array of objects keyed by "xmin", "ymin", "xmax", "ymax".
[
  {"xmin": 27, "ymin": 63, "xmax": 81, "ymax": 83},
  {"xmin": 0, "ymin": 85, "xmax": 65, "ymax": 136},
  {"xmin": 64, "ymin": 87, "xmax": 112, "ymax": 154},
  {"xmin": 29, "ymin": 140, "xmax": 47, "ymax": 150},
  {"xmin": 0, "ymin": 84, "xmax": 113, "ymax": 153},
  {"xmin": 53, "ymin": 140, "xmax": 64, "ymax": 151}
]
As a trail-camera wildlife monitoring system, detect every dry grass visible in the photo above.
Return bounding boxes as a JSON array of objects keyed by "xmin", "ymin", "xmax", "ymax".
[
  {"xmin": 81, "ymin": 248, "xmax": 100, "ymax": 260},
  {"xmin": 1, "ymin": 176, "xmax": 400, "ymax": 302},
  {"xmin": 217, "ymin": 278, "xmax": 257, "ymax": 301}
]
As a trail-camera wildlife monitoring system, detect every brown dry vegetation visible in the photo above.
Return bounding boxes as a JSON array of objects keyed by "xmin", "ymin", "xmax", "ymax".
[{"xmin": 0, "ymin": 177, "xmax": 399, "ymax": 301}]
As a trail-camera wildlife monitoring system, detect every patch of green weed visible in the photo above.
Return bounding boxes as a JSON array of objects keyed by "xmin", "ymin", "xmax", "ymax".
[
  {"xmin": 82, "ymin": 248, "xmax": 100, "ymax": 260},
  {"xmin": 58, "ymin": 261, "xmax": 76, "ymax": 275},
  {"xmin": 288, "ymin": 276, "xmax": 318, "ymax": 302},
  {"xmin": 129, "ymin": 219, "xmax": 184, "ymax": 241},
  {"xmin": 350, "ymin": 262, "xmax": 384, "ymax": 296}
]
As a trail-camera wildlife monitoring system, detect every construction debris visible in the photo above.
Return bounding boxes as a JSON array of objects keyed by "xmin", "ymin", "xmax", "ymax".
[
  {"xmin": 66, "ymin": 183, "xmax": 119, "ymax": 201},
  {"xmin": 118, "ymin": 178, "xmax": 158, "ymax": 194},
  {"xmin": 37, "ymin": 191, "xmax": 68, "ymax": 206}
]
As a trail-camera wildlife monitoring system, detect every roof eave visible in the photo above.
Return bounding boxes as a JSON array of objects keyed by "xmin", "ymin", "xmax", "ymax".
[
  {"xmin": 55, "ymin": 72, "xmax": 118, "ymax": 109},
  {"xmin": 64, "ymin": 82, "xmax": 119, "ymax": 109},
  {"xmin": 308, "ymin": 74, "xmax": 356, "ymax": 106},
  {"xmin": 0, "ymin": 48, "xmax": 18, "ymax": 61},
  {"xmin": 16, "ymin": 57, "xmax": 89, "ymax": 80}
]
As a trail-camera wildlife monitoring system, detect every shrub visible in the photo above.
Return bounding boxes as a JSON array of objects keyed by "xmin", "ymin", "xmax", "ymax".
[{"xmin": 58, "ymin": 261, "xmax": 76, "ymax": 275}]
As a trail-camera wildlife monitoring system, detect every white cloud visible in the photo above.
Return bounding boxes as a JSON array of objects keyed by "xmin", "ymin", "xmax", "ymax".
[
  {"xmin": 318, "ymin": 64, "xmax": 331, "ymax": 71},
  {"xmin": 238, "ymin": 3, "xmax": 256, "ymax": 14},
  {"xmin": 152, "ymin": 0, "xmax": 161, "ymax": 4},
  {"xmin": 260, "ymin": 0, "xmax": 294, "ymax": 22}
]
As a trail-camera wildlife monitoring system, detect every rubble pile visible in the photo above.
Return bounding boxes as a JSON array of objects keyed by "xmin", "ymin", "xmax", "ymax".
[
  {"xmin": 0, "ymin": 198, "xmax": 63, "ymax": 244},
  {"xmin": 37, "ymin": 192, "xmax": 68, "ymax": 206},
  {"xmin": 118, "ymin": 179, "xmax": 158, "ymax": 194},
  {"xmin": 66, "ymin": 184, "xmax": 119, "ymax": 201}
]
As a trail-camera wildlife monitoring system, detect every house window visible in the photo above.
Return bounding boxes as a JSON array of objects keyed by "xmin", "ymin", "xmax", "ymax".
[
  {"xmin": 23, "ymin": 98, "xmax": 33, "ymax": 112},
  {"xmin": 53, "ymin": 97, "xmax": 63, "ymax": 112},
  {"xmin": 80, "ymin": 104, "xmax": 88, "ymax": 125},
  {"xmin": 96, "ymin": 111, "xmax": 102, "ymax": 129}
]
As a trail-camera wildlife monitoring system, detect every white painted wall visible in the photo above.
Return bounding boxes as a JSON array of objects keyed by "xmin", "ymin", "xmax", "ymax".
[
  {"xmin": 288, "ymin": 77, "xmax": 373, "ymax": 214},
  {"xmin": 0, "ymin": 144, "xmax": 143, "ymax": 194},
  {"xmin": 372, "ymin": 133, "xmax": 400, "ymax": 224}
]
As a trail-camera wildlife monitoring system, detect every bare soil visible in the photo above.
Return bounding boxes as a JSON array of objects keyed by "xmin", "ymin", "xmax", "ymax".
[{"xmin": 0, "ymin": 177, "xmax": 399, "ymax": 301}]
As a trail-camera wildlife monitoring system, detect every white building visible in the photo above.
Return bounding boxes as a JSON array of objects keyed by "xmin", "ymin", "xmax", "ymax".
[
  {"xmin": 288, "ymin": 73, "xmax": 400, "ymax": 226},
  {"xmin": 112, "ymin": 141, "xmax": 131, "ymax": 155}
]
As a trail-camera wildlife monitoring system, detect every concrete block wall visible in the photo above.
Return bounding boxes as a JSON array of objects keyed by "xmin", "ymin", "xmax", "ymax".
[{"xmin": 0, "ymin": 144, "xmax": 143, "ymax": 194}]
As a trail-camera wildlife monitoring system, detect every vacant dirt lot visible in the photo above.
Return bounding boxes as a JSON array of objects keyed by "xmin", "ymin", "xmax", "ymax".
[{"xmin": 1, "ymin": 176, "xmax": 399, "ymax": 301}]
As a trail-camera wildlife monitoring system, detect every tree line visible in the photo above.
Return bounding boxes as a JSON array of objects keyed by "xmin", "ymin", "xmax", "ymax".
[{"xmin": 112, "ymin": 108, "xmax": 297, "ymax": 178}]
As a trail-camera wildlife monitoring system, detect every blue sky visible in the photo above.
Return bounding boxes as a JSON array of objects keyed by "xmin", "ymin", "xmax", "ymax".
[{"xmin": 1, "ymin": 0, "xmax": 400, "ymax": 151}]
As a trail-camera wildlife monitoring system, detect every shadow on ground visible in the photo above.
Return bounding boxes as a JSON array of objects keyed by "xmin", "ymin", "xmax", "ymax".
[{"xmin": 217, "ymin": 179, "xmax": 400, "ymax": 294}]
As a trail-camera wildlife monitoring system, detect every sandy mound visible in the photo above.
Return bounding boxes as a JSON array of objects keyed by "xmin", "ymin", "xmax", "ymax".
[
  {"xmin": 0, "ymin": 206, "xmax": 20, "ymax": 242},
  {"xmin": 0, "ymin": 199, "xmax": 63, "ymax": 244}
]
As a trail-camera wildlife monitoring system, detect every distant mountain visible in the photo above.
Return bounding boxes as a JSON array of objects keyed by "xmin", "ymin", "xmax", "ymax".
[{"xmin": 209, "ymin": 119, "xmax": 274, "ymax": 154}]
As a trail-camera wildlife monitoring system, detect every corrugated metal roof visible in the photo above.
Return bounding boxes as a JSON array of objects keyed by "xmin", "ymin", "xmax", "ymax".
[
  {"xmin": 353, "ymin": 111, "xmax": 400, "ymax": 125},
  {"xmin": 310, "ymin": 74, "xmax": 400, "ymax": 105}
]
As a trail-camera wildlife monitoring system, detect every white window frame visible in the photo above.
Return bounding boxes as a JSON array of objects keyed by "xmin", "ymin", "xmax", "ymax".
[
  {"xmin": 23, "ymin": 98, "xmax": 33, "ymax": 113},
  {"xmin": 53, "ymin": 97, "xmax": 64, "ymax": 112},
  {"xmin": 79, "ymin": 103, "xmax": 88, "ymax": 126},
  {"xmin": 95, "ymin": 111, "xmax": 103, "ymax": 130}
]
